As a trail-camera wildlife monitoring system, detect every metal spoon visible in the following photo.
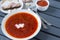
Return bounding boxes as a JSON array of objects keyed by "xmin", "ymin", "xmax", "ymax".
[{"xmin": 28, "ymin": 8, "xmax": 48, "ymax": 29}]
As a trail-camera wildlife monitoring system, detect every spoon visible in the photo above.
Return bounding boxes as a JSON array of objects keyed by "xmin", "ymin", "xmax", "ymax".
[{"xmin": 28, "ymin": 8, "xmax": 48, "ymax": 29}]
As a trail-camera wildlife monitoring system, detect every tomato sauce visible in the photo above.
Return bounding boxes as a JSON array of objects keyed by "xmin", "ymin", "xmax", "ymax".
[
  {"xmin": 5, "ymin": 12, "xmax": 38, "ymax": 38},
  {"xmin": 37, "ymin": 1, "xmax": 48, "ymax": 6}
]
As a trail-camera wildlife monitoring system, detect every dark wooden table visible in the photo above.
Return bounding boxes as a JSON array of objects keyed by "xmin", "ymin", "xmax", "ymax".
[{"xmin": 0, "ymin": 0, "xmax": 60, "ymax": 40}]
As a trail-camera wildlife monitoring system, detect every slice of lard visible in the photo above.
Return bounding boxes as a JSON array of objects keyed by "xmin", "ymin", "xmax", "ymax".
[{"xmin": 1, "ymin": 1, "xmax": 11, "ymax": 9}]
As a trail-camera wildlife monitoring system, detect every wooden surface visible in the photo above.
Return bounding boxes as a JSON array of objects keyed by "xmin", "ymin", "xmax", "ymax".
[{"xmin": 0, "ymin": 0, "xmax": 60, "ymax": 40}]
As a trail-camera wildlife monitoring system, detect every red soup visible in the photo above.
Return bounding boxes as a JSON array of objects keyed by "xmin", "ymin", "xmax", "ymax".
[
  {"xmin": 5, "ymin": 12, "xmax": 38, "ymax": 38},
  {"xmin": 37, "ymin": 1, "xmax": 48, "ymax": 6}
]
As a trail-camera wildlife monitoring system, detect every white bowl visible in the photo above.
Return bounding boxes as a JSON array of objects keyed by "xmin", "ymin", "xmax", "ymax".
[
  {"xmin": 0, "ymin": 0, "xmax": 23, "ymax": 13},
  {"xmin": 1, "ymin": 9, "xmax": 41, "ymax": 40},
  {"xmin": 35, "ymin": 0, "xmax": 49, "ymax": 11}
]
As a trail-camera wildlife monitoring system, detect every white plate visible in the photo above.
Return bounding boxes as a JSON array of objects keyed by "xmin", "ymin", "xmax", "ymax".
[{"xmin": 0, "ymin": 0, "xmax": 23, "ymax": 13}]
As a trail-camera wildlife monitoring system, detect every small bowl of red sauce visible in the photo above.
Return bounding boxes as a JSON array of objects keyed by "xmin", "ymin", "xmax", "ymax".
[
  {"xmin": 1, "ymin": 9, "xmax": 41, "ymax": 40},
  {"xmin": 36, "ymin": 0, "xmax": 49, "ymax": 11}
]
